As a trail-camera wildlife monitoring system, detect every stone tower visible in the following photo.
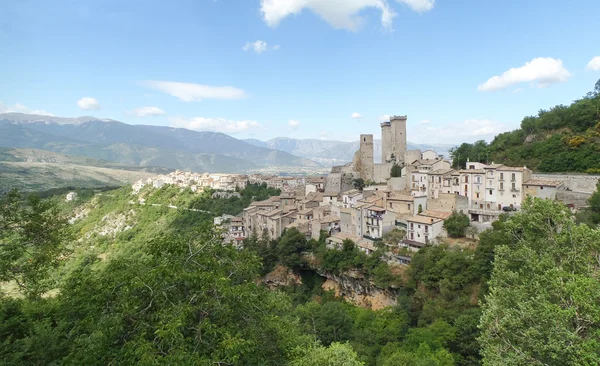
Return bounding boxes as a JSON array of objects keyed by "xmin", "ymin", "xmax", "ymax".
[
  {"xmin": 359, "ymin": 134, "xmax": 374, "ymax": 181},
  {"xmin": 390, "ymin": 115, "xmax": 407, "ymax": 164},
  {"xmin": 381, "ymin": 121, "xmax": 392, "ymax": 163}
]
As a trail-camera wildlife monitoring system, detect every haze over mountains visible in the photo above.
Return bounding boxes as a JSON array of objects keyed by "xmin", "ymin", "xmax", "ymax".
[
  {"xmin": 0, "ymin": 113, "xmax": 320, "ymax": 173},
  {"xmin": 244, "ymin": 137, "xmax": 454, "ymax": 166}
]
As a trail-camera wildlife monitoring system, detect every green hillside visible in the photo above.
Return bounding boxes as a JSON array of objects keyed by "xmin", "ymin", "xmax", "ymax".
[
  {"xmin": 0, "ymin": 147, "xmax": 170, "ymax": 193},
  {"xmin": 2, "ymin": 183, "xmax": 598, "ymax": 364},
  {"xmin": 451, "ymin": 79, "xmax": 600, "ymax": 172}
]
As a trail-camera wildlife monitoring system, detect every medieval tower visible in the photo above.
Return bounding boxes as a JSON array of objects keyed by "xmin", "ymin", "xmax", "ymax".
[
  {"xmin": 359, "ymin": 134, "xmax": 374, "ymax": 181},
  {"xmin": 381, "ymin": 115, "xmax": 407, "ymax": 164}
]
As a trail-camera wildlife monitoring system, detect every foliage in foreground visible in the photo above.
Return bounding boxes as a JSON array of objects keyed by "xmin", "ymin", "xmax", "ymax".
[{"xmin": 479, "ymin": 198, "xmax": 600, "ymax": 365}]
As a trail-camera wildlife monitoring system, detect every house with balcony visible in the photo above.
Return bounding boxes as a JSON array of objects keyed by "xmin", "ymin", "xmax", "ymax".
[
  {"xmin": 228, "ymin": 217, "xmax": 245, "ymax": 243},
  {"xmin": 404, "ymin": 214, "xmax": 445, "ymax": 247}
]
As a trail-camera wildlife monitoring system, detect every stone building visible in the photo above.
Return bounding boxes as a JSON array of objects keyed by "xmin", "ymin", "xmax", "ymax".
[
  {"xmin": 359, "ymin": 134, "xmax": 374, "ymax": 181},
  {"xmin": 380, "ymin": 115, "xmax": 408, "ymax": 164}
]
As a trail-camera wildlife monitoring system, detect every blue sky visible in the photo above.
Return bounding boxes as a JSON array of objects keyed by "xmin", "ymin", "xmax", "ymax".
[{"xmin": 1, "ymin": 0, "xmax": 599, "ymax": 145}]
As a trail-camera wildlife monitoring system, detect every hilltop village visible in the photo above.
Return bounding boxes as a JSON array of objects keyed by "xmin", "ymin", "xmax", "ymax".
[{"xmin": 130, "ymin": 115, "xmax": 587, "ymax": 257}]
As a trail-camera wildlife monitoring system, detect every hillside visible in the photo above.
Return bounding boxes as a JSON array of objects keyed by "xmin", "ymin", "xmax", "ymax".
[
  {"xmin": 0, "ymin": 113, "xmax": 320, "ymax": 173},
  {"xmin": 451, "ymin": 79, "xmax": 600, "ymax": 172},
  {"xmin": 244, "ymin": 137, "xmax": 453, "ymax": 166},
  {"xmin": 0, "ymin": 147, "xmax": 168, "ymax": 193}
]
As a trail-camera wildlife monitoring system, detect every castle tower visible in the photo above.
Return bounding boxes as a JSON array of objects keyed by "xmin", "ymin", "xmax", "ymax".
[
  {"xmin": 390, "ymin": 115, "xmax": 407, "ymax": 164},
  {"xmin": 359, "ymin": 134, "xmax": 374, "ymax": 181},
  {"xmin": 381, "ymin": 121, "xmax": 392, "ymax": 163}
]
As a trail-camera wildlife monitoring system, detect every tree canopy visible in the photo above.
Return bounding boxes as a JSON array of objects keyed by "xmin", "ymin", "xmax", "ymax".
[{"xmin": 479, "ymin": 198, "xmax": 600, "ymax": 365}]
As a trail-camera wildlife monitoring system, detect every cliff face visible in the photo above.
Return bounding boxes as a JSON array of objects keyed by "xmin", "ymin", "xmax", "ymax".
[
  {"xmin": 317, "ymin": 269, "xmax": 398, "ymax": 310},
  {"xmin": 263, "ymin": 264, "xmax": 398, "ymax": 310}
]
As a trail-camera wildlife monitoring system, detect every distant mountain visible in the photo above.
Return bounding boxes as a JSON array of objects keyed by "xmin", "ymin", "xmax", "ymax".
[
  {"xmin": 243, "ymin": 137, "xmax": 454, "ymax": 166},
  {"xmin": 0, "ymin": 147, "xmax": 167, "ymax": 193},
  {"xmin": 0, "ymin": 113, "xmax": 320, "ymax": 173}
]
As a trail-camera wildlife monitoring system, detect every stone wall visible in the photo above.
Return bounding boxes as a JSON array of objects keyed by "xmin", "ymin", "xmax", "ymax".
[
  {"xmin": 532, "ymin": 173, "xmax": 600, "ymax": 194},
  {"xmin": 324, "ymin": 173, "xmax": 342, "ymax": 195},
  {"xmin": 428, "ymin": 193, "xmax": 469, "ymax": 213},
  {"xmin": 373, "ymin": 162, "xmax": 393, "ymax": 183}
]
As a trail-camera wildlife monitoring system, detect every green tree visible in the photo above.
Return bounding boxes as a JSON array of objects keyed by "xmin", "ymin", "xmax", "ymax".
[
  {"xmin": 353, "ymin": 178, "xmax": 365, "ymax": 192},
  {"xmin": 479, "ymin": 198, "xmax": 600, "ymax": 365},
  {"xmin": 290, "ymin": 342, "xmax": 364, "ymax": 366},
  {"xmin": 390, "ymin": 163, "xmax": 402, "ymax": 178},
  {"xmin": 587, "ymin": 181, "xmax": 600, "ymax": 225},
  {"xmin": 443, "ymin": 211, "xmax": 470, "ymax": 238},
  {"xmin": 275, "ymin": 228, "xmax": 310, "ymax": 269},
  {"xmin": 0, "ymin": 190, "xmax": 71, "ymax": 297}
]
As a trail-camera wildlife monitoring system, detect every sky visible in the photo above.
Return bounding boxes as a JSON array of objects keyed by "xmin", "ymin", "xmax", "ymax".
[{"xmin": 1, "ymin": 0, "xmax": 600, "ymax": 145}]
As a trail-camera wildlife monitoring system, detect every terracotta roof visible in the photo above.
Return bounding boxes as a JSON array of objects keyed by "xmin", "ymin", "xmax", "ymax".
[
  {"xmin": 263, "ymin": 209, "xmax": 282, "ymax": 217},
  {"xmin": 403, "ymin": 239, "xmax": 427, "ymax": 248},
  {"xmin": 388, "ymin": 192, "xmax": 414, "ymax": 201},
  {"xmin": 407, "ymin": 215, "xmax": 443, "ymax": 225},
  {"xmin": 320, "ymin": 215, "xmax": 341, "ymax": 224},
  {"xmin": 339, "ymin": 207, "xmax": 352, "ymax": 214},
  {"xmin": 483, "ymin": 163, "xmax": 504, "ymax": 169},
  {"xmin": 497, "ymin": 166, "xmax": 528, "ymax": 171},
  {"xmin": 459, "ymin": 169, "xmax": 486, "ymax": 174},
  {"xmin": 231, "ymin": 217, "xmax": 243, "ymax": 222},
  {"xmin": 524, "ymin": 179, "xmax": 563, "ymax": 187},
  {"xmin": 329, "ymin": 232, "xmax": 362, "ymax": 243},
  {"xmin": 368, "ymin": 206, "xmax": 386, "ymax": 212},
  {"xmin": 298, "ymin": 208, "xmax": 313, "ymax": 215},
  {"xmin": 429, "ymin": 168, "xmax": 456, "ymax": 175},
  {"xmin": 420, "ymin": 210, "xmax": 453, "ymax": 220}
]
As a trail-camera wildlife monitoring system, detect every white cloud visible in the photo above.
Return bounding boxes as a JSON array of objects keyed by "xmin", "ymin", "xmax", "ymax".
[
  {"xmin": 586, "ymin": 56, "xmax": 600, "ymax": 71},
  {"xmin": 289, "ymin": 119, "xmax": 301, "ymax": 129},
  {"xmin": 141, "ymin": 80, "xmax": 246, "ymax": 102},
  {"xmin": 243, "ymin": 40, "xmax": 269, "ymax": 54},
  {"xmin": 419, "ymin": 119, "xmax": 430, "ymax": 124},
  {"xmin": 378, "ymin": 114, "xmax": 390, "ymax": 122},
  {"xmin": 272, "ymin": 44, "xmax": 281, "ymax": 50},
  {"xmin": 129, "ymin": 106, "xmax": 166, "ymax": 117},
  {"xmin": 351, "ymin": 112, "xmax": 363, "ymax": 119},
  {"xmin": 260, "ymin": 0, "xmax": 434, "ymax": 31},
  {"xmin": 169, "ymin": 116, "xmax": 261, "ymax": 134},
  {"xmin": 478, "ymin": 57, "xmax": 571, "ymax": 91},
  {"xmin": 397, "ymin": 0, "xmax": 435, "ymax": 12},
  {"xmin": 0, "ymin": 101, "xmax": 53, "ymax": 116},
  {"xmin": 261, "ymin": 0, "xmax": 394, "ymax": 31},
  {"xmin": 77, "ymin": 97, "xmax": 101, "ymax": 110}
]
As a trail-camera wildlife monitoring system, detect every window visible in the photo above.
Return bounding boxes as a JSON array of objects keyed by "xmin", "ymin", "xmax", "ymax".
[
  {"xmin": 512, "ymin": 182, "xmax": 516, "ymax": 190},
  {"xmin": 465, "ymin": 176, "xmax": 469, "ymax": 183},
  {"xmin": 476, "ymin": 193, "xmax": 480, "ymax": 198},
  {"xmin": 500, "ymin": 173, "xmax": 504, "ymax": 180},
  {"xmin": 408, "ymin": 204, "xmax": 411, "ymax": 210},
  {"xmin": 512, "ymin": 173, "xmax": 516, "ymax": 181},
  {"xmin": 489, "ymin": 189, "xmax": 492, "ymax": 195},
  {"xmin": 500, "ymin": 182, "xmax": 504, "ymax": 190},
  {"xmin": 418, "ymin": 225, "xmax": 421, "ymax": 229},
  {"xmin": 540, "ymin": 186, "xmax": 544, "ymax": 190}
]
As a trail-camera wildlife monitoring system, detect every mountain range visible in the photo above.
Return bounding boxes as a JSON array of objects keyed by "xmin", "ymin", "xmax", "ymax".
[
  {"xmin": 0, "ymin": 113, "xmax": 319, "ymax": 173},
  {"xmin": 243, "ymin": 137, "xmax": 454, "ymax": 166}
]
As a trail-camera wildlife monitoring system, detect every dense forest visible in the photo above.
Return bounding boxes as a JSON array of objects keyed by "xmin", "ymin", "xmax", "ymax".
[
  {"xmin": 1, "ymin": 183, "xmax": 599, "ymax": 365},
  {"xmin": 451, "ymin": 79, "xmax": 600, "ymax": 172}
]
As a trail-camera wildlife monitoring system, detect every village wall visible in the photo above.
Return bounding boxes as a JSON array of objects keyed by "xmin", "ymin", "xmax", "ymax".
[
  {"xmin": 532, "ymin": 173, "xmax": 599, "ymax": 194},
  {"xmin": 373, "ymin": 162, "xmax": 393, "ymax": 183},
  {"xmin": 428, "ymin": 193, "xmax": 469, "ymax": 213}
]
